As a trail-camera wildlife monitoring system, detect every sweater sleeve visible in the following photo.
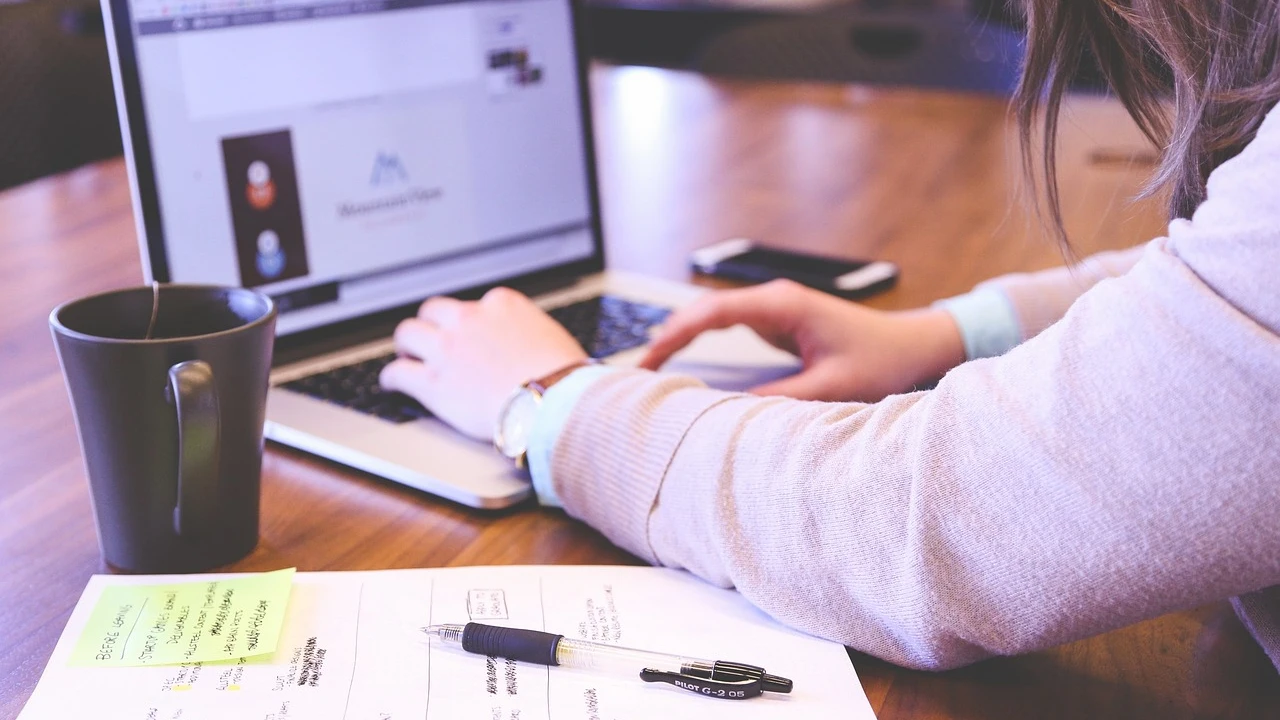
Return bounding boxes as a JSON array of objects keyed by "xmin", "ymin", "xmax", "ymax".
[
  {"xmin": 978, "ymin": 245, "xmax": 1146, "ymax": 341},
  {"xmin": 549, "ymin": 110, "xmax": 1280, "ymax": 671},
  {"xmin": 933, "ymin": 243, "xmax": 1147, "ymax": 361}
]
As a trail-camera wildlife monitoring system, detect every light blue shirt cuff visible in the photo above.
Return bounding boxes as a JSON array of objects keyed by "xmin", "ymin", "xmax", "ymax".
[
  {"xmin": 527, "ymin": 365, "xmax": 619, "ymax": 507},
  {"xmin": 933, "ymin": 286, "xmax": 1023, "ymax": 360}
]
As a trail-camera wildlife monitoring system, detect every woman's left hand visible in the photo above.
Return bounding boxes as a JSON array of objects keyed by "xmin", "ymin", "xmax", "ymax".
[{"xmin": 378, "ymin": 287, "xmax": 588, "ymax": 442}]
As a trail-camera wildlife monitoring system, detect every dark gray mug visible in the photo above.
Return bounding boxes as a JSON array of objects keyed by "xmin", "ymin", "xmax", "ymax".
[{"xmin": 50, "ymin": 284, "xmax": 276, "ymax": 573}]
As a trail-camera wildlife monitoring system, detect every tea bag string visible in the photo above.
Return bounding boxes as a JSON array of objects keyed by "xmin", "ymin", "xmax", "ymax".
[{"xmin": 145, "ymin": 281, "xmax": 160, "ymax": 340}]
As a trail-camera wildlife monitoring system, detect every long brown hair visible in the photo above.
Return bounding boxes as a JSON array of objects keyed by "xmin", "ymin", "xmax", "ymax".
[{"xmin": 1016, "ymin": 0, "xmax": 1280, "ymax": 242}]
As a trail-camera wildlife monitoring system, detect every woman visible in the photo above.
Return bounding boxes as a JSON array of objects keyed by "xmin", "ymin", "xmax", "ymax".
[{"xmin": 380, "ymin": 0, "xmax": 1280, "ymax": 670}]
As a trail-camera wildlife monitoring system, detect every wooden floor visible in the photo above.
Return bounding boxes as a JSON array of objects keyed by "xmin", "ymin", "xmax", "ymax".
[{"xmin": 1, "ymin": 64, "xmax": 1276, "ymax": 719}]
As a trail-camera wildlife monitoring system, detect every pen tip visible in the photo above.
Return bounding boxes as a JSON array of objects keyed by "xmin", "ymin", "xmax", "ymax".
[{"xmin": 418, "ymin": 623, "xmax": 464, "ymax": 642}]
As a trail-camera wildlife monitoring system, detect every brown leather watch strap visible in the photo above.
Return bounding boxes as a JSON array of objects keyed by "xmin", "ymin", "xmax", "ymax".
[{"xmin": 527, "ymin": 359, "xmax": 598, "ymax": 395}]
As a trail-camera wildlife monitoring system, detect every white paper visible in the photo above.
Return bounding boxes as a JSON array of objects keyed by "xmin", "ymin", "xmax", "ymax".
[{"xmin": 18, "ymin": 566, "xmax": 877, "ymax": 720}]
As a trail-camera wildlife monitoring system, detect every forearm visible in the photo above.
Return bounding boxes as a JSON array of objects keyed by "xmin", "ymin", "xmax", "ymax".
[{"xmin": 549, "ymin": 242, "xmax": 1280, "ymax": 670}]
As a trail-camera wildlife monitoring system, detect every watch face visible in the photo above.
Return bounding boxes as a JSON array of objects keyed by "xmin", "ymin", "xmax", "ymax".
[{"xmin": 497, "ymin": 389, "xmax": 540, "ymax": 459}]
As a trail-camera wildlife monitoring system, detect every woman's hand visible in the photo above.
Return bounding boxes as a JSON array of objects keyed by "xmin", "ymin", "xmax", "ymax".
[
  {"xmin": 639, "ymin": 279, "xmax": 966, "ymax": 402},
  {"xmin": 379, "ymin": 287, "xmax": 587, "ymax": 441}
]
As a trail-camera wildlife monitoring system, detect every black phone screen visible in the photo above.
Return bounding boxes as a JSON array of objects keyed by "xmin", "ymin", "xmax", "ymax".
[
  {"xmin": 729, "ymin": 248, "xmax": 871, "ymax": 278},
  {"xmin": 694, "ymin": 243, "xmax": 897, "ymax": 298}
]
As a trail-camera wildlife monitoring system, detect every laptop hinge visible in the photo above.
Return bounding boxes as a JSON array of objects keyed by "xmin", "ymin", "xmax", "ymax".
[{"xmin": 503, "ymin": 271, "xmax": 583, "ymax": 300}]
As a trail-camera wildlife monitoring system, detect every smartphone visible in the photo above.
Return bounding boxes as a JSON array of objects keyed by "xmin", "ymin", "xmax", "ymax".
[{"xmin": 691, "ymin": 238, "xmax": 899, "ymax": 298}]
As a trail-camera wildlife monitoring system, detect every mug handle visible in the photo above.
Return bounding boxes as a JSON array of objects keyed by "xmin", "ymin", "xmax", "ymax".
[{"xmin": 167, "ymin": 360, "xmax": 221, "ymax": 538}]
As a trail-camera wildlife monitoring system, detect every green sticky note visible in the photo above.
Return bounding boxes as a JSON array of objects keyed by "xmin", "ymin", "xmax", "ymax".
[{"xmin": 70, "ymin": 568, "xmax": 295, "ymax": 667}]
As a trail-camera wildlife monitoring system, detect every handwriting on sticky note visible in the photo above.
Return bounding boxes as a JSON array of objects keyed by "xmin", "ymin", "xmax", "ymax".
[{"xmin": 70, "ymin": 568, "xmax": 295, "ymax": 667}]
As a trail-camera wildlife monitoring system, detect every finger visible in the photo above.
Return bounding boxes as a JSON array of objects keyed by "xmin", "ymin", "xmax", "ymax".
[
  {"xmin": 750, "ymin": 369, "xmax": 836, "ymax": 402},
  {"xmin": 480, "ymin": 286, "xmax": 526, "ymax": 305},
  {"xmin": 639, "ymin": 295, "xmax": 742, "ymax": 370},
  {"xmin": 418, "ymin": 296, "xmax": 466, "ymax": 326},
  {"xmin": 392, "ymin": 318, "xmax": 444, "ymax": 362},
  {"xmin": 378, "ymin": 357, "xmax": 441, "ymax": 406},
  {"xmin": 639, "ymin": 287, "xmax": 795, "ymax": 370}
]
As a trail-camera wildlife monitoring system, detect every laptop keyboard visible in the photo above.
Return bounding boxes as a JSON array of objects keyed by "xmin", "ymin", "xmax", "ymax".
[
  {"xmin": 282, "ymin": 353, "xmax": 428, "ymax": 423},
  {"xmin": 551, "ymin": 294, "xmax": 672, "ymax": 360},
  {"xmin": 281, "ymin": 295, "xmax": 671, "ymax": 424}
]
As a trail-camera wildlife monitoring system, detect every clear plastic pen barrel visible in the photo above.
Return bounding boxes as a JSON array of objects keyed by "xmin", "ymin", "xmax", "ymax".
[
  {"xmin": 554, "ymin": 638, "xmax": 707, "ymax": 676},
  {"xmin": 422, "ymin": 624, "xmax": 717, "ymax": 679}
]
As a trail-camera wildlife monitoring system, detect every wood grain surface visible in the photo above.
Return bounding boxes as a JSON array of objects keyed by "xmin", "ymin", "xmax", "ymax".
[{"xmin": 1, "ymin": 64, "xmax": 1276, "ymax": 719}]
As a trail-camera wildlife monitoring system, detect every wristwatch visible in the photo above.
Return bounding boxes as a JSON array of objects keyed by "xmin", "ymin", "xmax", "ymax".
[{"xmin": 493, "ymin": 360, "xmax": 595, "ymax": 469}]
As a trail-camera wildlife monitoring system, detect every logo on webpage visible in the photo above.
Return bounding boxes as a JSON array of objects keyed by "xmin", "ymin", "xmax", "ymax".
[
  {"xmin": 336, "ymin": 151, "xmax": 441, "ymax": 220},
  {"xmin": 246, "ymin": 160, "xmax": 277, "ymax": 211},
  {"xmin": 370, "ymin": 152, "xmax": 409, "ymax": 186},
  {"xmin": 255, "ymin": 229, "xmax": 286, "ymax": 279}
]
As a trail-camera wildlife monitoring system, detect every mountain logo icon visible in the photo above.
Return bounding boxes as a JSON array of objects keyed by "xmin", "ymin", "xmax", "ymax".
[{"xmin": 370, "ymin": 152, "xmax": 409, "ymax": 186}]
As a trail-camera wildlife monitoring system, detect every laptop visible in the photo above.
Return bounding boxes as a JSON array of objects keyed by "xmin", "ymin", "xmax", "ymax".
[{"xmin": 101, "ymin": 0, "xmax": 799, "ymax": 508}]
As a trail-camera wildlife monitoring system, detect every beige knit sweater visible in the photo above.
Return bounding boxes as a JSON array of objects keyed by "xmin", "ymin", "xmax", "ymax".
[{"xmin": 547, "ymin": 107, "xmax": 1280, "ymax": 671}]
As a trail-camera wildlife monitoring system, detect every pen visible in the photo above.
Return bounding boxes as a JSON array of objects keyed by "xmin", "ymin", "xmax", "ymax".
[{"xmin": 421, "ymin": 622, "xmax": 793, "ymax": 700}]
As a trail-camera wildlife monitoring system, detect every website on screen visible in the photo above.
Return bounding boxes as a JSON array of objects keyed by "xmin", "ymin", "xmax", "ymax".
[{"xmin": 127, "ymin": 0, "xmax": 595, "ymax": 334}]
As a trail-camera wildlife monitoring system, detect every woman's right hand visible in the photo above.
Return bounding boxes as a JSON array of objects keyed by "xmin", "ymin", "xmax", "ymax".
[{"xmin": 639, "ymin": 279, "xmax": 967, "ymax": 402}]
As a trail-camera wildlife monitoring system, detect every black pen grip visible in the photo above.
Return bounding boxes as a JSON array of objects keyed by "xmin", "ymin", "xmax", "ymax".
[{"xmin": 461, "ymin": 622, "xmax": 564, "ymax": 666}]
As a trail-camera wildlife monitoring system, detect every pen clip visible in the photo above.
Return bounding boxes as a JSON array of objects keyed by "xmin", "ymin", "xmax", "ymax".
[{"xmin": 639, "ymin": 669, "xmax": 763, "ymax": 700}]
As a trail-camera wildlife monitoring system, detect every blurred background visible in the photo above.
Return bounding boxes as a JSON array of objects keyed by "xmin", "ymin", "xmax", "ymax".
[
  {"xmin": 0, "ymin": 0, "xmax": 1099, "ymax": 192},
  {"xmin": 1, "ymin": 0, "xmax": 123, "ymax": 190}
]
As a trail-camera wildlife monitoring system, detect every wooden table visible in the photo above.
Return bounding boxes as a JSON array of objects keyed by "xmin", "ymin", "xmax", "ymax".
[{"xmin": 2, "ymin": 64, "xmax": 1276, "ymax": 719}]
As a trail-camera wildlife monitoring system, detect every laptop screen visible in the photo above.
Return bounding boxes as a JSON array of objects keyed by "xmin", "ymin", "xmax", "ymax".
[{"xmin": 111, "ymin": 0, "xmax": 599, "ymax": 335}]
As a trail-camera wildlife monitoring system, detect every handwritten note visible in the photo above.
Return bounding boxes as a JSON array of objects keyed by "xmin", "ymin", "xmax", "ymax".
[{"xmin": 69, "ymin": 568, "xmax": 295, "ymax": 667}]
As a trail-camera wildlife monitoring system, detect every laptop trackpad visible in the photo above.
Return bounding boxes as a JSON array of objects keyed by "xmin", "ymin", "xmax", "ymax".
[{"xmin": 662, "ymin": 325, "xmax": 801, "ymax": 393}]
